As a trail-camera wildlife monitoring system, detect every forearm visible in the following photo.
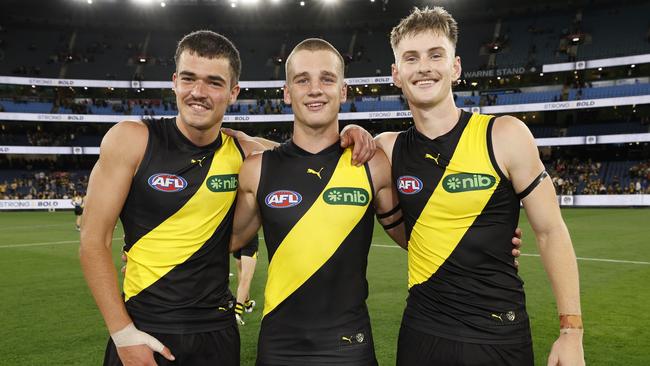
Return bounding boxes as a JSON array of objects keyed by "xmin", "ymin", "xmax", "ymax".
[
  {"xmin": 536, "ymin": 225, "xmax": 582, "ymax": 316},
  {"xmin": 252, "ymin": 136, "xmax": 280, "ymax": 150},
  {"xmin": 80, "ymin": 241, "xmax": 132, "ymax": 333}
]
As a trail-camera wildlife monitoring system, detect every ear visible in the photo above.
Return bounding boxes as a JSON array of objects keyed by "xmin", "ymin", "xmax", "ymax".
[
  {"xmin": 229, "ymin": 84, "xmax": 241, "ymax": 104},
  {"xmin": 391, "ymin": 63, "xmax": 402, "ymax": 88},
  {"xmin": 283, "ymin": 84, "xmax": 291, "ymax": 105},
  {"xmin": 452, "ymin": 56, "xmax": 462, "ymax": 83},
  {"xmin": 172, "ymin": 72, "xmax": 177, "ymax": 93},
  {"xmin": 340, "ymin": 82, "xmax": 348, "ymax": 103}
]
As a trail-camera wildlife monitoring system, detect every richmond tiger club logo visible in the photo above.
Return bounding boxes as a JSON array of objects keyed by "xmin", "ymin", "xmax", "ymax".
[
  {"xmin": 147, "ymin": 173, "xmax": 187, "ymax": 192},
  {"xmin": 322, "ymin": 187, "xmax": 369, "ymax": 206},
  {"xmin": 397, "ymin": 176, "xmax": 423, "ymax": 195},
  {"xmin": 443, "ymin": 173, "xmax": 496, "ymax": 193},
  {"xmin": 265, "ymin": 190, "xmax": 302, "ymax": 208}
]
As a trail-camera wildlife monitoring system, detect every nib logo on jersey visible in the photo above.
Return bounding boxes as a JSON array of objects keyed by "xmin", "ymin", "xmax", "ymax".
[
  {"xmin": 148, "ymin": 173, "xmax": 187, "ymax": 192},
  {"xmin": 323, "ymin": 187, "xmax": 369, "ymax": 206},
  {"xmin": 397, "ymin": 176, "xmax": 423, "ymax": 195},
  {"xmin": 206, "ymin": 174, "xmax": 238, "ymax": 192},
  {"xmin": 443, "ymin": 173, "xmax": 496, "ymax": 193},
  {"xmin": 265, "ymin": 190, "xmax": 302, "ymax": 208}
]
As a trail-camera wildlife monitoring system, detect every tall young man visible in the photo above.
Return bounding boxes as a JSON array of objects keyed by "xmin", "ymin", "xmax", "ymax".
[
  {"xmin": 376, "ymin": 7, "xmax": 584, "ymax": 366},
  {"xmin": 230, "ymin": 38, "xmax": 407, "ymax": 366},
  {"xmin": 80, "ymin": 30, "xmax": 373, "ymax": 366}
]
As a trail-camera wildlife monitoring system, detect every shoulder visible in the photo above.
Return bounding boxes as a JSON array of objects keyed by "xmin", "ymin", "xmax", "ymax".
[
  {"xmin": 99, "ymin": 120, "xmax": 148, "ymax": 166},
  {"xmin": 239, "ymin": 151, "xmax": 263, "ymax": 191},
  {"xmin": 374, "ymin": 131, "xmax": 401, "ymax": 163},
  {"xmin": 492, "ymin": 115, "xmax": 534, "ymax": 142}
]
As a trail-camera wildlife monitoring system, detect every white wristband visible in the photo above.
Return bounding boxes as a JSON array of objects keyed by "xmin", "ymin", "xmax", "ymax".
[{"xmin": 110, "ymin": 323, "xmax": 165, "ymax": 353}]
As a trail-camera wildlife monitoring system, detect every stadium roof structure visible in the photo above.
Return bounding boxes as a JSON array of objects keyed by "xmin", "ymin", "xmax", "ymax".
[{"xmin": 2, "ymin": 0, "xmax": 644, "ymax": 31}]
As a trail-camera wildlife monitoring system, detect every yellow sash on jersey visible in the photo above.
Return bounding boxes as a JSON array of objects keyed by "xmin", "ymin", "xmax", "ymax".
[
  {"xmin": 124, "ymin": 133, "xmax": 242, "ymax": 301},
  {"xmin": 263, "ymin": 148, "xmax": 372, "ymax": 317},
  {"xmin": 408, "ymin": 114, "xmax": 501, "ymax": 287}
]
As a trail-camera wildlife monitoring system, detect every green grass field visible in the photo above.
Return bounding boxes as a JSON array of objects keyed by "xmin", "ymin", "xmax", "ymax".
[{"xmin": 1, "ymin": 208, "xmax": 649, "ymax": 365}]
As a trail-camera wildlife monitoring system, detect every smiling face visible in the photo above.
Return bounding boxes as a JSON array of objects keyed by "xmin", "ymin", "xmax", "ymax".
[
  {"xmin": 172, "ymin": 50, "xmax": 240, "ymax": 133},
  {"xmin": 391, "ymin": 30, "xmax": 461, "ymax": 109},
  {"xmin": 284, "ymin": 49, "xmax": 347, "ymax": 130}
]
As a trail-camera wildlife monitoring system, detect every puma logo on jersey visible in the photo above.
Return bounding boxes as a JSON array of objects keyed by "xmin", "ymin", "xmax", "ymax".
[
  {"xmin": 425, "ymin": 153, "xmax": 441, "ymax": 165},
  {"xmin": 341, "ymin": 336, "xmax": 352, "ymax": 344},
  {"xmin": 491, "ymin": 313, "xmax": 503, "ymax": 322},
  {"xmin": 307, "ymin": 167, "xmax": 324, "ymax": 179},
  {"xmin": 191, "ymin": 156, "xmax": 206, "ymax": 167}
]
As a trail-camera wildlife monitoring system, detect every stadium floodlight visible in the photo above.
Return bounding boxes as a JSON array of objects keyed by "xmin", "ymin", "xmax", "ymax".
[
  {"xmin": 132, "ymin": 0, "xmax": 155, "ymax": 5},
  {"xmin": 370, "ymin": 0, "xmax": 375, "ymax": 2},
  {"xmin": 87, "ymin": 0, "xmax": 92, "ymax": 4},
  {"xmin": 322, "ymin": 0, "xmax": 337, "ymax": 4},
  {"xmin": 631, "ymin": 64, "xmax": 636, "ymax": 68},
  {"xmin": 160, "ymin": 1, "xmax": 166, "ymax": 7},
  {"xmin": 300, "ymin": 1, "xmax": 305, "ymax": 6}
]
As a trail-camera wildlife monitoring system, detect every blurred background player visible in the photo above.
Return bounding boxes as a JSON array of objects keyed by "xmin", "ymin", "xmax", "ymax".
[
  {"xmin": 233, "ymin": 233, "xmax": 259, "ymax": 325},
  {"xmin": 71, "ymin": 192, "xmax": 84, "ymax": 231}
]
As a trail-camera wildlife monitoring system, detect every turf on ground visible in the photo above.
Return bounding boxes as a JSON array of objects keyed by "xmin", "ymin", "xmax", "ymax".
[{"xmin": 1, "ymin": 208, "xmax": 649, "ymax": 365}]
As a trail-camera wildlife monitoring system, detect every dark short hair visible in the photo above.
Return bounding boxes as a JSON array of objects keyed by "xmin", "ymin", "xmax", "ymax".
[{"xmin": 174, "ymin": 30, "xmax": 241, "ymax": 86}]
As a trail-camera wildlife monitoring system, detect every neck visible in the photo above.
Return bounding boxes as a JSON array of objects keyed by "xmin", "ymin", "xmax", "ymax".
[
  {"xmin": 176, "ymin": 115, "xmax": 222, "ymax": 147},
  {"xmin": 292, "ymin": 119, "xmax": 340, "ymax": 153},
  {"xmin": 409, "ymin": 93, "xmax": 461, "ymax": 140}
]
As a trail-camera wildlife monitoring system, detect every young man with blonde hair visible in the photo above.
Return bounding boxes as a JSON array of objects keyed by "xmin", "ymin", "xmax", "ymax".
[
  {"xmin": 231, "ymin": 38, "xmax": 407, "ymax": 365},
  {"xmin": 375, "ymin": 7, "xmax": 585, "ymax": 365}
]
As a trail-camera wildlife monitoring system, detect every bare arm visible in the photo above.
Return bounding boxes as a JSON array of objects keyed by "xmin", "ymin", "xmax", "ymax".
[
  {"xmin": 368, "ymin": 148, "xmax": 407, "ymax": 249},
  {"xmin": 374, "ymin": 131, "xmax": 399, "ymax": 166},
  {"xmin": 80, "ymin": 121, "xmax": 145, "ymax": 334},
  {"xmin": 230, "ymin": 153, "xmax": 263, "ymax": 252},
  {"xmin": 493, "ymin": 116, "xmax": 583, "ymax": 366},
  {"xmin": 222, "ymin": 127, "xmax": 280, "ymax": 150},
  {"xmin": 79, "ymin": 121, "xmax": 174, "ymax": 364}
]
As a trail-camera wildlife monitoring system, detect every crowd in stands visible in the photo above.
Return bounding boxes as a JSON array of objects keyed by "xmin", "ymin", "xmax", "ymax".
[
  {"xmin": 548, "ymin": 158, "xmax": 650, "ymax": 195},
  {"xmin": 0, "ymin": 171, "xmax": 87, "ymax": 199}
]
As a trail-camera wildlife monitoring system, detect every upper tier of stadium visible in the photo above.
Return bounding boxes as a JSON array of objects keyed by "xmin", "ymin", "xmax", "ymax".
[{"xmin": 1, "ymin": 0, "xmax": 649, "ymax": 81}]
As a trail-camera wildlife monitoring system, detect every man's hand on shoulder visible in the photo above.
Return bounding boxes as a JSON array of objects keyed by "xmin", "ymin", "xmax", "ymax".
[{"xmin": 340, "ymin": 124, "xmax": 376, "ymax": 166}]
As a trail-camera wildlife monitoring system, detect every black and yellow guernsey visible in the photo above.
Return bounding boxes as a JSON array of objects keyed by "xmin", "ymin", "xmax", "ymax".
[
  {"xmin": 393, "ymin": 111, "xmax": 531, "ymax": 344},
  {"xmin": 256, "ymin": 141, "xmax": 377, "ymax": 365},
  {"xmin": 120, "ymin": 117, "xmax": 243, "ymax": 334}
]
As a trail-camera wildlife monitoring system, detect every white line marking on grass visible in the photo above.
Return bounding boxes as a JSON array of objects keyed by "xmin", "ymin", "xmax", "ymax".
[
  {"xmin": 0, "ymin": 237, "xmax": 121, "ymax": 249},
  {"xmin": 371, "ymin": 244, "xmax": 649, "ymax": 265},
  {"xmin": 520, "ymin": 253, "xmax": 650, "ymax": 265},
  {"xmin": 0, "ymin": 223, "xmax": 72, "ymax": 230}
]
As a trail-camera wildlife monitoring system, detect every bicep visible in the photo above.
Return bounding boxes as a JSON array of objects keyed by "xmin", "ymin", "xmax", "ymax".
[{"xmin": 82, "ymin": 127, "xmax": 142, "ymax": 247}]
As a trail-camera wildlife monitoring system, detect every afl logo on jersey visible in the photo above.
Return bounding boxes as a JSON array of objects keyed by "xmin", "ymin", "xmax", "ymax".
[
  {"xmin": 148, "ymin": 173, "xmax": 188, "ymax": 192},
  {"xmin": 265, "ymin": 190, "xmax": 302, "ymax": 208},
  {"xmin": 397, "ymin": 176, "xmax": 423, "ymax": 195}
]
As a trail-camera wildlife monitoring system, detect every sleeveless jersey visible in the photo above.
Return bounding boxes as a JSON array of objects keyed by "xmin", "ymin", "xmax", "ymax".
[
  {"xmin": 120, "ymin": 117, "xmax": 243, "ymax": 334},
  {"xmin": 256, "ymin": 141, "xmax": 377, "ymax": 365},
  {"xmin": 392, "ymin": 111, "xmax": 531, "ymax": 344}
]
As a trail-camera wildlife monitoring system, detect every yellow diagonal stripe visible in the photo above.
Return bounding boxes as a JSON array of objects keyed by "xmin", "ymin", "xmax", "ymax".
[
  {"xmin": 408, "ymin": 114, "xmax": 500, "ymax": 287},
  {"xmin": 263, "ymin": 148, "xmax": 371, "ymax": 316},
  {"xmin": 124, "ymin": 133, "xmax": 242, "ymax": 301}
]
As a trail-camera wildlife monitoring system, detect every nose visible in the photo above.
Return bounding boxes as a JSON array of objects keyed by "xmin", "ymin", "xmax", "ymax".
[
  {"xmin": 417, "ymin": 59, "xmax": 433, "ymax": 75},
  {"xmin": 307, "ymin": 80, "xmax": 323, "ymax": 97},
  {"xmin": 190, "ymin": 79, "xmax": 207, "ymax": 98}
]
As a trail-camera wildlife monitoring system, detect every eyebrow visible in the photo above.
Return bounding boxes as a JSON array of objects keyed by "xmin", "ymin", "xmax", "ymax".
[
  {"xmin": 401, "ymin": 47, "xmax": 447, "ymax": 57},
  {"xmin": 292, "ymin": 70, "xmax": 339, "ymax": 81},
  {"xmin": 178, "ymin": 71, "xmax": 226, "ymax": 83}
]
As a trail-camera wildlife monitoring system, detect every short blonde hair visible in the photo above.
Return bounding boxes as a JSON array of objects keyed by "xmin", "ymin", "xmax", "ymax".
[
  {"xmin": 285, "ymin": 38, "xmax": 345, "ymax": 81},
  {"xmin": 390, "ymin": 7, "xmax": 458, "ymax": 52}
]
